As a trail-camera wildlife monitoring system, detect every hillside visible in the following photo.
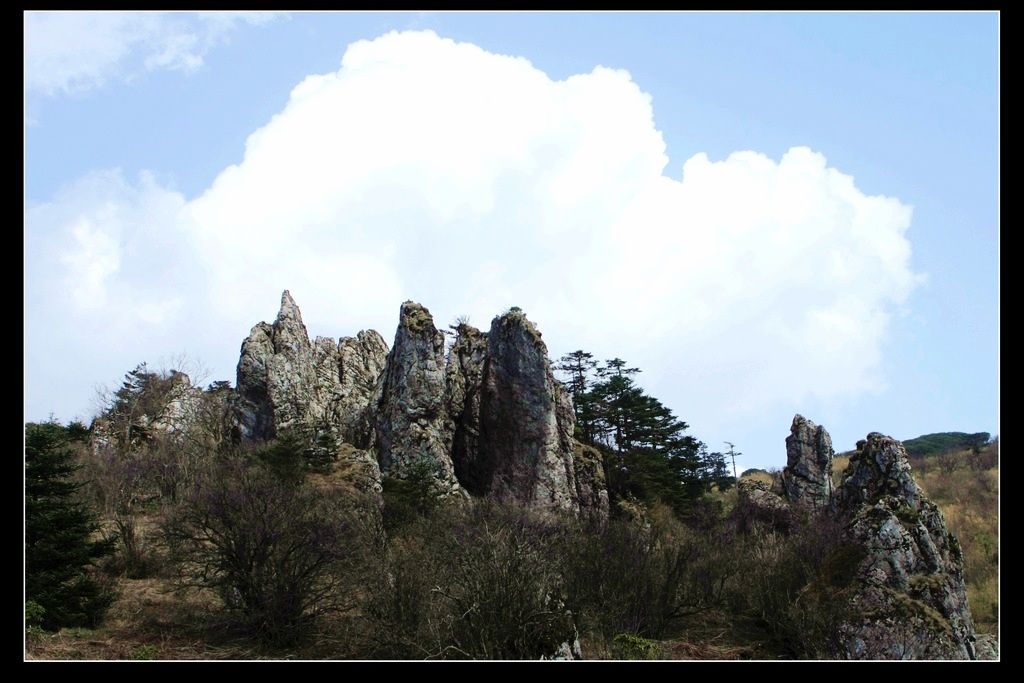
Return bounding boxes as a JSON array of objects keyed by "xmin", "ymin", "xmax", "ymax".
[{"xmin": 25, "ymin": 296, "xmax": 998, "ymax": 660}]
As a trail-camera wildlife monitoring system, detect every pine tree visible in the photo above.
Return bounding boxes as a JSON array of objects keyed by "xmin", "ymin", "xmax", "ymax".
[
  {"xmin": 555, "ymin": 350, "xmax": 600, "ymax": 442},
  {"xmin": 583, "ymin": 358, "xmax": 707, "ymax": 517},
  {"xmin": 25, "ymin": 422, "xmax": 115, "ymax": 630}
]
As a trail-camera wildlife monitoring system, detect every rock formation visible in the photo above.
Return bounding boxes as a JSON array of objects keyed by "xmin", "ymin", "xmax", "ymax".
[
  {"xmin": 476, "ymin": 309, "xmax": 580, "ymax": 513},
  {"xmin": 781, "ymin": 414, "xmax": 834, "ymax": 508},
  {"xmin": 740, "ymin": 416, "xmax": 980, "ymax": 659},
  {"xmin": 374, "ymin": 302, "xmax": 461, "ymax": 496},
  {"xmin": 232, "ymin": 291, "xmax": 389, "ymax": 448},
  {"xmin": 230, "ymin": 292, "xmax": 608, "ymax": 520},
  {"xmin": 835, "ymin": 432, "xmax": 977, "ymax": 659},
  {"xmin": 445, "ymin": 322, "xmax": 489, "ymax": 494},
  {"xmin": 336, "ymin": 330, "xmax": 390, "ymax": 448},
  {"xmin": 232, "ymin": 291, "xmax": 321, "ymax": 440},
  {"xmin": 572, "ymin": 441, "xmax": 610, "ymax": 526}
]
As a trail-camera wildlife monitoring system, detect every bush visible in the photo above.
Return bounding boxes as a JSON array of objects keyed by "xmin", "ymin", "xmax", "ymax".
[
  {"xmin": 380, "ymin": 458, "xmax": 443, "ymax": 532},
  {"xmin": 25, "ymin": 600, "xmax": 46, "ymax": 638},
  {"xmin": 361, "ymin": 501, "xmax": 577, "ymax": 659},
  {"xmin": 560, "ymin": 504, "xmax": 736, "ymax": 641},
  {"xmin": 162, "ymin": 454, "xmax": 361, "ymax": 645},
  {"xmin": 728, "ymin": 506, "xmax": 854, "ymax": 658},
  {"xmin": 612, "ymin": 633, "xmax": 662, "ymax": 660}
]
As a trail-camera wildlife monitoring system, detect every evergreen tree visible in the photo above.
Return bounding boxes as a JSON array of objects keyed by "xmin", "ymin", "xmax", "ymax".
[
  {"xmin": 555, "ymin": 350, "xmax": 600, "ymax": 442},
  {"xmin": 584, "ymin": 358, "xmax": 708, "ymax": 517},
  {"xmin": 25, "ymin": 422, "xmax": 115, "ymax": 630},
  {"xmin": 701, "ymin": 448, "xmax": 735, "ymax": 492}
]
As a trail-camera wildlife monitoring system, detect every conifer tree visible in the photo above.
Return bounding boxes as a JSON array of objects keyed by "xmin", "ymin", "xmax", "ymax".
[
  {"xmin": 556, "ymin": 350, "xmax": 600, "ymax": 442},
  {"xmin": 25, "ymin": 422, "xmax": 115, "ymax": 630}
]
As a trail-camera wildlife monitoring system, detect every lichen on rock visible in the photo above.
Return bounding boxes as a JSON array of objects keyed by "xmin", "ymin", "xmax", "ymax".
[
  {"xmin": 781, "ymin": 414, "xmax": 834, "ymax": 509},
  {"xmin": 835, "ymin": 432, "xmax": 977, "ymax": 659},
  {"xmin": 374, "ymin": 301, "xmax": 462, "ymax": 497}
]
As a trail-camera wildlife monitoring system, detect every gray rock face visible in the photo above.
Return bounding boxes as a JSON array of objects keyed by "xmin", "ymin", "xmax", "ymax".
[
  {"xmin": 232, "ymin": 320, "xmax": 277, "ymax": 441},
  {"xmin": 374, "ymin": 302, "xmax": 461, "ymax": 496},
  {"xmin": 445, "ymin": 323, "xmax": 489, "ymax": 494},
  {"xmin": 230, "ymin": 293, "xmax": 606, "ymax": 519},
  {"xmin": 781, "ymin": 414, "xmax": 834, "ymax": 508},
  {"xmin": 477, "ymin": 310, "xmax": 579, "ymax": 513},
  {"xmin": 336, "ymin": 330, "xmax": 389, "ymax": 448},
  {"xmin": 232, "ymin": 291, "xmax": 321, "ymax": 439},
  {"xmin": 572, "ymin": 442, "xmax": 610, "ymax": 526},
  {"xmin": 836, "ymin": 432, "xmax": 977, "ymax": 660},
  {"xmin": 232, "ymin": 290, "xmax": 388, "ymax": 448}
]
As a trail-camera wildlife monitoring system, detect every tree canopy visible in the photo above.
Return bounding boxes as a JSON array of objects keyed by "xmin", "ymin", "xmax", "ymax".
[{"xmin": 556, "ymin": 352, "xmax": 724, "ymax": 517}]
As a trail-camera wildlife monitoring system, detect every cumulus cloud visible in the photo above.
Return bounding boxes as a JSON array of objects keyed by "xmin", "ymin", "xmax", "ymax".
[
  {"xmin": 25, "ymin": 29, "xmax": 923, "ymax": 439},
  {"xmin": 24, "ymin": 11, "xmax": 280, "ymax": 97}
]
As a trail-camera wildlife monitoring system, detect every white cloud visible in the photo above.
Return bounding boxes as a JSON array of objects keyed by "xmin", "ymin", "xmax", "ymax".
[
  {"xmin": 59, "ymin": 217, "xmax": 121, "ymax": 309},
  {"xmin": 25, "ymin": 29, "xmax": 923, "ymax": 438},
  {"xmin": 27, "ymin": 169, "xmax": 191, "ymax": 328},
  {"xmin": 24, "ymin": 11, "xmax": 281, "ymax": 97}
]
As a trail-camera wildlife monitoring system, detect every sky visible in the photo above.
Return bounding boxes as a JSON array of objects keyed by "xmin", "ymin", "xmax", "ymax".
[{"xmin": 24, "ymin": 11, "xmax": 999, "ymax": 473}]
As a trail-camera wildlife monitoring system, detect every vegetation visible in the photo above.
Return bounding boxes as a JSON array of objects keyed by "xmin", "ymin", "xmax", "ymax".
[
  {"xmin": 910, "ymin": 439, "xmax": 999, "ymax": 635},
  {"xmin": 24, "ymin": 362, "xmax": 997, "ymax": 660},
  {"xmin": 25, "ymin": 422, "xmax": 116, "ymax": 630},
  {"xmin": 555, "ymin": 352, "xmax": 722, "ymax": 518},
  {"xmin": 162, "ymin": 452, "xmax": 363, "ymax": 645},
  {"xmin": 902, "ymin": 431, "xmax": 991, "ymax": 459}
]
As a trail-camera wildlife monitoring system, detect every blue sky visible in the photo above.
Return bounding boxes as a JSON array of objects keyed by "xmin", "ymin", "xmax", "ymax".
[{"xmin": 24, "ymin": 11, "xmax": 999, "ymax": 473}]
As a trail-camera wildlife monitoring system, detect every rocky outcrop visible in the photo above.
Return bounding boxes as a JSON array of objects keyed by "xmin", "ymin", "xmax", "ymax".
[
  {"xmin": 336, "ymin": 331, "xmax": 389, "ymax": 448},
  {"xmin": 442, "ymin": 311, "xmax": 607, "ymax": 521},
  {"xmin": 736, "ymin": 477, "xmax": 788, "ymax": 512},
  {"xmin": 445, "ymin": 323, "xmax": 489, "ymax": 494},
  {"xmin": 781, "ymin": 414, "xmax": 834, "ymax": 508},
  {"xmin": 91, "ymin": 369, "xmax": 208, "ymax": 450},
  {"xmin": 232, "ymin": 320, "xmax": 277, "ymax": 441},
  {"xmin": 232, "ymin": 291, "xmax": 389, "ymax": 449},
  {"xmin": 572, "ymin": 442, "xmax": 610, "ymax": 526},
  {"xmin": 737, "ymin": 417, "xmax": 981, "ymax": 659},
  {"xmin": 835, "ymin": 433, "xmax": 977, "ymax": 660},
  {"xmin": 331, "ymin": 442, "xmax": 384, "ymax": 499},
  {"xmin": 374, "ymin": 302, "xmax": 461, "ymax": 496},
  {"xmin": 232, "ymin": 291, "xmax": 321, "ymax": 440},
  {"xmin": 477, "ymin": 309, "xmax": 579, "ymax": 513},
  {"xmin": 229, "ymin": 292, "xmax": 606, "ymax": 520}
]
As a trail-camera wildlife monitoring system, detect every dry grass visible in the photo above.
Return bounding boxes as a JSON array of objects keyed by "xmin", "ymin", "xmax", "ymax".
[
  {"xmin": 25, "ymin": 577, "xmax": 253, "ymax": 660},
  {"xmin": 654, "ymin": 610, "xmax": 784, "ymax": 660}
]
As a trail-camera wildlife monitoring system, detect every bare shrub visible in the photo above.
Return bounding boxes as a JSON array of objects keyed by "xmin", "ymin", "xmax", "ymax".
[
  {"xmin": 558, "ymin": 503, "xmax": 738, "ymax": 643},
  {"xmin": 162, "ymin": 455, "xmax": 363, "ymax": 645},
  {"xmin": 361, "ymin": 500, "xmax": 576, "ymax": 659},
  {"xmin": 728, "ymin": 506, "xmax": 856, "ymax": 658},
  {"xmin": 935, "ymin": 449, "xmax": 963, "ymax": 474}
]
